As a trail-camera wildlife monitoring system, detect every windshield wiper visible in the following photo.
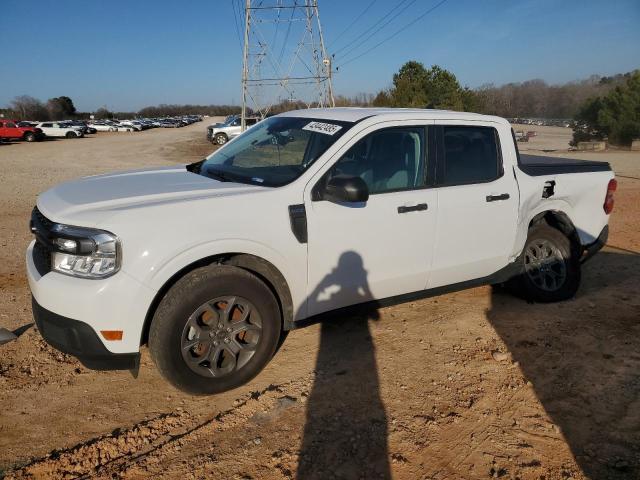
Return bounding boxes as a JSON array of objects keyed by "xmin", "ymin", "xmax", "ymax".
[{"xmin": 206, "ymin": 168, "xmax": 234, "ymax": 182}]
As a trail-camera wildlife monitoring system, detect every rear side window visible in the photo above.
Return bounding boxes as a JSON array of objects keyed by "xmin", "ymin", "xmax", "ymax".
[
  {"xmin": 6, "ymin": 122, "xmax": 16, "ymax": 128},
  {"xmin": 440, "ymin": 126, "xmax": 501, "ymax": 185}
]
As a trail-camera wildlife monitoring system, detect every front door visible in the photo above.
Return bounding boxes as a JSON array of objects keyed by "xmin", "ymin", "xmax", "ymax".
[{"xmin": 305, "ymin": 124, "xmax": 437, "ymax": 317}]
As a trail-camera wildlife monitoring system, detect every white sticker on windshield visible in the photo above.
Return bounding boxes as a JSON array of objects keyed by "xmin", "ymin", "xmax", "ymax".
[{"xmin": 303, "ymin": 121, "xmax": 342, "ymax": 136}]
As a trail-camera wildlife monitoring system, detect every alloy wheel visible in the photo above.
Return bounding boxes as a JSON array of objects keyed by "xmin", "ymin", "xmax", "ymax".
[
  {"xmin": 181, "ymin": 296, "xmax": 262, "ymax": 378},
  {"xmin": 524, "ymin": 239, "xmax": 567, "ymax": 291}
]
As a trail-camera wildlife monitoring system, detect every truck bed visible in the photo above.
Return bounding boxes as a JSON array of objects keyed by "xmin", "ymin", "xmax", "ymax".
[{"xmin": 519, "ymin": 154, "xmax": 611, "ymax": 176}]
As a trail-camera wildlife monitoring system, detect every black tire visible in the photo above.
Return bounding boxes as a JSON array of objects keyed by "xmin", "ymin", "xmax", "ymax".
[
  {"xmin": 65, "ymin": 131, "xmax": 77, "ymax": 139},
  {"xmin": 215, "ymin": 133, "xmax": 228, "ymax": 145},
  {"xmin": 510, "ymin": 223, "xmax": 581, "ymax": 302},
  {"xmin": 23, "ymin": 132, "xmax": 35, "ymax": 142},
  {"xmin": 149, "ymin": 265, "xmax": 282, "ymax": 395}
]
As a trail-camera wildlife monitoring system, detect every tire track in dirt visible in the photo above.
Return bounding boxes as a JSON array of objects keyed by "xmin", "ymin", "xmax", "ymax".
[{"xmin": 5, "ymin": 374, "xmax": 314, "ymax": 479}]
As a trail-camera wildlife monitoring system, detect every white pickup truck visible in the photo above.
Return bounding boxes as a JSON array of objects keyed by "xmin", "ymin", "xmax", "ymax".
[{"xmin": 27, "ymin": 108, "xmax": 615, "ymax": 394}]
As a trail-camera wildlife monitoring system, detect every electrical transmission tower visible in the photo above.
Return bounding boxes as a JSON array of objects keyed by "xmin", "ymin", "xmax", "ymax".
[{"xmin": 239, "ymin": 0, "xmax": 334, "ymax": 130}]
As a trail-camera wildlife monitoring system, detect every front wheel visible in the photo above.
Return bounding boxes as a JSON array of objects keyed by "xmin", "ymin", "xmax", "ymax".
[
  {"xmin": 511, "ymin": 223, "xmax": 581, "ymax": 302},
  {"xmin": 65, "ymin": 131, "xmax": 77, "ymax": 139},
  {"xmin": 149, "ymin": 265, "xmax": 282, "ymax": 395},
  {"xmin": 23, "ymin": 132, "xmax": 36, "ymax": 142},
  {"xmin": 214, "ymin": 133, "xmax": 228, "ymax": 145}
]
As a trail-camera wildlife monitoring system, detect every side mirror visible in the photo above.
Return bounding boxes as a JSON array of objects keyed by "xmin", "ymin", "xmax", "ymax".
[{"xmin": 322, "ymin": 175, "xmax": 369, "ymax": 203}]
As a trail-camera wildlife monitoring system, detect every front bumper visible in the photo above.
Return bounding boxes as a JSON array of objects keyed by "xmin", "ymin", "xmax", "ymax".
[
  {"xmin": 32, "ymin": 297, "xmax": 139, "ymax": 370},
  {"xmin": 26, "ymin": 239, "xmax": 157, "ymax": 357}
]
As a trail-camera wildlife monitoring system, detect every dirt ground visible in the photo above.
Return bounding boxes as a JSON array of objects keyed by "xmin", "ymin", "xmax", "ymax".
[{"xmin": 0, "ymin": 121, "xmax": 638, "ymax": 480}]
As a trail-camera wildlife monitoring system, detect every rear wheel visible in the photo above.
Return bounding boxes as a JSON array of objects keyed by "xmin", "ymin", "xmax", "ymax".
[
  {"xmin": 215, "ymin": 133, "xmax": 228, "ymax": 145},
  {"xmin": 511, "ymin": 223, "xmax": 581, "ymax": 302},
  {"xmin": 149, "ymin": 265, "xmax": 282, "ymax": 395},
  {"xmin": 65, "ymin": 131, "xmax": 77, "ymax": 139}
]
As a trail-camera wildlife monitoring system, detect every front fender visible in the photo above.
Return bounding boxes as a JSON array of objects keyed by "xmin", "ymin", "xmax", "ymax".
[{"xmin": 144, "ymin": 238, "xmax": 290, "ymax": 291}]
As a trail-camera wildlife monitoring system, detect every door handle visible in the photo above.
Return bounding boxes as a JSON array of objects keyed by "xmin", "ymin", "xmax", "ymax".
[
  {"xmin": 397, "ymin": 203, "xmax": 428, "ymax": 214},
  {"xmin": 486, "ymin": 193, "xmax": 510, "ymax": 202}
]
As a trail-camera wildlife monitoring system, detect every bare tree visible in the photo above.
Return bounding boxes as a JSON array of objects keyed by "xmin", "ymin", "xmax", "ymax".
[{"xmin": 10, "ymin": 95, "xmax": 48, "ymax": 120}]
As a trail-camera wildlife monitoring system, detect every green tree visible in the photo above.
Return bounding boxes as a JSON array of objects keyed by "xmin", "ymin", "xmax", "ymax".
[
  {"xmin": 371, "ymin": 89, "xmax": 393, "ymax": 107},
  {"xmin": 391, "ymin": 61, "xmax": 428, "ymax": 107},
  {"xmin": 384, "ymin": 62, "xmax": 473, "ymax": 111},
  {"xmin": 47, "ymin": 96, "xmax": 77, "ymax": 119},
  {"xmin": 94, "ymin": 107, "xmax": 114, "ymax": 120},
  {"xmin": 573, "ymin": 71, "xmax": 640, "ymax": 146},
  {"xmin": 422, "ymin": 65, "xmax": 464, "ymax": 110}
]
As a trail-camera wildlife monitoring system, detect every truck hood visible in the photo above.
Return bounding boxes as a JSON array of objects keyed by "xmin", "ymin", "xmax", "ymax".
[{"xmin": 37, "ymin": 166, "xmax": 264, "ymax": 227}]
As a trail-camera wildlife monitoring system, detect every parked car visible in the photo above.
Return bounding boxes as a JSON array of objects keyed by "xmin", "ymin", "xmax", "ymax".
[
  {"xmin": 88, "ymin": 122, "xmax": 117, "ymax": 132},
  {"xmin": 0, "ymin": 119, "xmax": 44, "ymax": 142},
  {"xmin": 118, "ymin": 121, "xmax": 143, "ymax": 131},
  {"xmin": 514, "ymin": 130, "xmax": 529, "ymax": 142},
  {"xmin": 114, "ymin": 124, "xmax": 135, "ymax": 132},
  {"xmin": 65, "ymin": 121, "xmax": 97, "ymax": 135},
  {"xmin": 36, "ymin": 122, "xmax": 84, "ymax": 138},
  {"xmin": 17, "ymin": 121, "xmax": 38, "ymax": 128},
  {"xmin": 159, "ymin": 119, "xmax": 180, "ymax": 128},
  {"xmin": 207, "ymin": 116, "xmax": 259, "ymax": 144},
  {"xmin": 26, "ymin": 108, "xmax": 615, "ymax": 394}
]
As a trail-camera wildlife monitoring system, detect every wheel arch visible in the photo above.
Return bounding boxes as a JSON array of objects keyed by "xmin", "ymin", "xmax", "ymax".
[
  {"xmin": 529, "ymin": 209, "xmax": 582, "ymax": 255},
  {"xmin": 139, "ymin": 252, "xmax": 294, "ymax": 346}
]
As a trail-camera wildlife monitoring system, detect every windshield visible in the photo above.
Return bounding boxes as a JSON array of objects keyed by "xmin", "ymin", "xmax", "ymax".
[{"xmin": 195, "ymin": 116, "xmax": 353, "ymax": 187}]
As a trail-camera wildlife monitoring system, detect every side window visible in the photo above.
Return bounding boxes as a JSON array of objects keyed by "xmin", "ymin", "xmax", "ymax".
[
  {"xmin": 329, "ymin": 127, "xmax": 426, "ymax": 195},
  {"xmin": 42, "ymin": 123, "xmax": 52, "ymax": 128},
  {"xmin": 440, "ymin": 126, "xmax": 501, "ymax": 185},
  {"xmin": 6, "ymin": 122, "xmax": 16, "ymax": 128}
]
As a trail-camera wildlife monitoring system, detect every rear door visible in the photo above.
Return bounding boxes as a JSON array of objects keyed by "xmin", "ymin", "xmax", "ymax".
[
  {"xmin": 305, "ymin": 122, "xmax": 438, "ymax": 317},
  {"xmin": 428, "ymin": 122, "xmax": 518, "ymax": 288}
]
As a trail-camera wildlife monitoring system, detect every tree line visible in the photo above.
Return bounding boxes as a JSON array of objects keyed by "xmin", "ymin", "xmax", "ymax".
[{"xmin": 2, "ymin": 64, "xmax": 638, "ymax": 145}]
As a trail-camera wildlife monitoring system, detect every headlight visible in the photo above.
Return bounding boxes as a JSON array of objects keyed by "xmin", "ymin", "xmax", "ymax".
[{"xmin": 49, "ymin": 224, "xmax": 121, "ymax": 279}]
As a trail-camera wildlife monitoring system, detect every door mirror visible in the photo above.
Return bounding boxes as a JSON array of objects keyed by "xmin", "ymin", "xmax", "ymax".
[{"xmin": 322, "ymin": 175, "xmax": 369, "ymax": 203}]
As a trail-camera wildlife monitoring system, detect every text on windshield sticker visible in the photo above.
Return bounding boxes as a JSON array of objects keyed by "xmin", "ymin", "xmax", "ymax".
[{"xmin": 302, "ymin": 121, "xmax": 342, "ymax": 136}]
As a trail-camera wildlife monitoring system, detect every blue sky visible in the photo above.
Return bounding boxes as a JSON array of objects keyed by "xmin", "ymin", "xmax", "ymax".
[{"xmin": 1, "ymin": 0, "xmax": 638, "ymax": 112}]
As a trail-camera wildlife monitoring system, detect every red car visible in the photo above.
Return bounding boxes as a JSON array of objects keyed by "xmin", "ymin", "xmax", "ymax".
[{"xmin": 0, "ymin": 120, "xmax": 43, "ymax": 142}]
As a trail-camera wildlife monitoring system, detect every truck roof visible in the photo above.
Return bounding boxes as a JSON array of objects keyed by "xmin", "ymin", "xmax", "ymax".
[{"xmin": 277, "ymin": 107, "xmax": 509, "ymax": 125}]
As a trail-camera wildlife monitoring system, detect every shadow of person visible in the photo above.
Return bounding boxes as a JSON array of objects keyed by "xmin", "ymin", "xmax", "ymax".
[
  {"xmin": 297, "ymin": 251, "xmax": 390, "ymax": 479},
  {"xmin": 487, "ymin": 250, "xmax": 640, "ymax": 479}
]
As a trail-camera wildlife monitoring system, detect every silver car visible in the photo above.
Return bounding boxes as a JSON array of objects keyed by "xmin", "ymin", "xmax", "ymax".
[{"xmin": 207, "ymin": 116, "xmax": 259, "ymax": 145}]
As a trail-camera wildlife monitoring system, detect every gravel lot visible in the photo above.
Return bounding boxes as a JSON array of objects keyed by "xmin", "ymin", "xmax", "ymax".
[{"xmin": 0, "ymin": 122, "xmax": 638, "ymax": 479}]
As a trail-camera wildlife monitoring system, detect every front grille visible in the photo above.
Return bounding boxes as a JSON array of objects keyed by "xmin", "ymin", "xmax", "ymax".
[
  {"xmin": 33, "ymin": 241, "xmax": 51, "ymax": 276},
  {"xmin": 31, "ymin": 207, "xmax": 53, "ymax": 276},
  {"xmin": 32, "ymin": 206, "xmax": 54, "ymax": 231}
]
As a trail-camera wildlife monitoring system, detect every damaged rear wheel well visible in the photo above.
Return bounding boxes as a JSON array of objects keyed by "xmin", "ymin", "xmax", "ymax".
[{"xmin": 529, "ymin": 211, "xmax": 581, "ymax": 255}]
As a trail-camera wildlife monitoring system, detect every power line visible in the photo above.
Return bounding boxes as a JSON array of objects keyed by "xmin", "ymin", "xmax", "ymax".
[
  {"xmin": 231, "ymin": 0, "xmax": 244, "ymax": 52},
  {"xmin": 330, "ymin": 0, "xmax": 378, "ymax": 47},
  {"xmin": 337, "ymin": 0, "xmax": 449, "ymax": 69},
  {"xmin": 332, "ymin": 0, "xmax": 412, "ymax": 56},
  {"xmin": 277, "ymin": 0, "xmax": 297, "ymax": 66},
  {"xmin": 335, "ymin": 0, "xmax": 419, "ymax": 59}
]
